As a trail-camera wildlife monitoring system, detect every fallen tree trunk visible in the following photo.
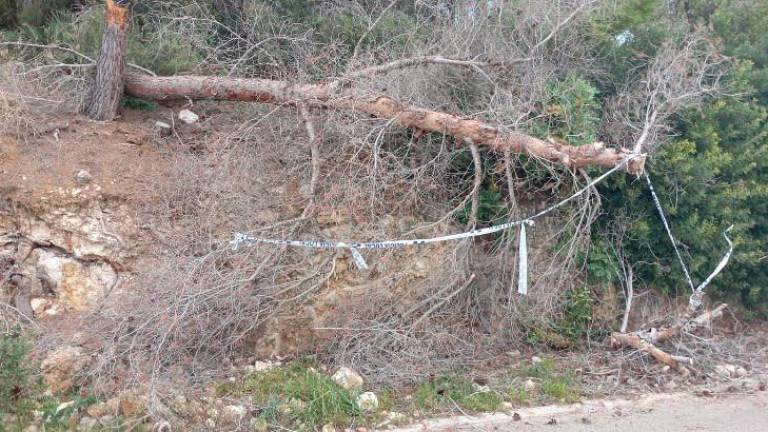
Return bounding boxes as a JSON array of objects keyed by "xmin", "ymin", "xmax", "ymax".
[
  {"xmin": 611, "ymin": 303, "xmax": 728, "ymax": 375},
  {"xmin": 85, "ymin": 0, "xmax": 128, "ymax": 120},
  {"xmin": 124, "ymin": 73, "xmax": 646, "ymax": 174}
]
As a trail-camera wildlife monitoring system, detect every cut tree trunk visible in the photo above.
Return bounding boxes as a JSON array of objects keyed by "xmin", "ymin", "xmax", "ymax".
[
  {"xmin": 85, "ymin": 0, "xmax": 128, "ymax": 121},
  {"xmin": 124, "ymin": 73, "xmax": 646, "ymax": 174}
]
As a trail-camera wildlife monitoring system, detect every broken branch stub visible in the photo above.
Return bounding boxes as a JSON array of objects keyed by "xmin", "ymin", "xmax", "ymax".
[{"xmin": 124, "ymin": 73, "xmax": 645, "ymax": 174}]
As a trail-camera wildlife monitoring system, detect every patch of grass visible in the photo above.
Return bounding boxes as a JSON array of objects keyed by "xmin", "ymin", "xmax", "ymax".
[
  {"xmin": 526, "ymin": 358, "xmax": 581, "ymax": 403},
  {"xmin": 506, "ymin": 387, "xmax": 531, "ymax": 405},
  {"xmin": 413, "ymin": 375, "xmax": 503, "ymax": 413},
  {"xmin": 217, "ymin": 363, "xmax": 362, "ymax": 430}
]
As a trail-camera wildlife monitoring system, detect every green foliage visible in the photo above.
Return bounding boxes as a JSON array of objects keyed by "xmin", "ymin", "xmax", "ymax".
[
  {"xmin": 121, "ymin": 96, "xmax": 157, "ymax": 111},
  {"xmin": 591, "ymin": 0, "xmax": 768, "ymax": 314},
  {"xmin": 0, "ymin": 0, "xmax": 17, "ymax": 28},
  {"xmin": 525, "ymin": 359, "xmax": 580, "ymax": 403},
  {"xmin": 216, "ymin": 363, "xmax": 363, "ymax": 430},
  {"xmin": 39, "ymin": 395, "xmax": 97, "ymax": 431},
  {"xmin": 0, "ymin": 330, "xmax": 37, "ymax": 422},
  {"xmin": 4, "ymin": 5, "xmax": 202, "ymax": 75},
  {"xmin": 413, "ymin": 375, "xmax": 503, "ymax": 413},
  {"xmin": 557, "ymin": 286, "xmax": 595, "ymax": 341},
  {"xmin": 527, "ymin": 74, "xmax": 602, "ymax": 146}
]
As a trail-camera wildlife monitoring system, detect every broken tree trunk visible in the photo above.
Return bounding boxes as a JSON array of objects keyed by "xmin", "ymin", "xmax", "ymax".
[
  {"xmin": 123, "ymin": 73, "xmax": 646, "ymax": 174},
  {"xmin": 611, "ymin": 303, "xmax": 728, "ymax": 375},
  {"xmin": 85, "ymin": 0, "xmax": 128, "ymax": 121}
]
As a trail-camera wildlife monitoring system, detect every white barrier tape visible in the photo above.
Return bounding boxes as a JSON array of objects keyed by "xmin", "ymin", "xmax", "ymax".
[
  {"xmin": 230, "ymin": 155, "xmax": 642, "ymax": 275},
  {"xmin": 644, "ymin": 173, "xmax": 696, "ymax": 292},
  {"xmin": 688, "ymin": 225, "xmax": 734, "ymax": 311},
  {"xmin": 517, "ymin": 222, "xmax": 528, "ymax": 295}
]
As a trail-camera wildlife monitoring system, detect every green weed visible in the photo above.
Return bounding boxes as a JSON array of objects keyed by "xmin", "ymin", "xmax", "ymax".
[
  {"xmin": 526, "ymin": 359, "xmax": 580, "ymax": 403},
  {"xmin": 217, "ymin": 363, "xmax": 362, "ymax": 430},
  {"xmin": 413, "ymin": 375, "xmax": 503, "ymax": 413}
]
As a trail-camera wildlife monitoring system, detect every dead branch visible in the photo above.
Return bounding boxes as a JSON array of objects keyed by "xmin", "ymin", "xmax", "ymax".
[
  {"xmin": 620, "ymin": 263, "xmax": 634, "ymax": 333},
  {"xmin": 467, "ymin": 143, "xmax": 483, "ymax": 229},
  {"xmin": 298, "ymin": 103, "xmax": 322, "ymax": 209},
  {"xmin": 611, "ymin": 332, "xmax": 691, "ymax": 376},
  {"xmin": 0, "ymin": 41, "xmax": 155, "ymax": 76},
  {"xmin": 611, "ymin": 303, "xmax": 728, "ymax": 375},
  {"xmin": 342, "ymin": 56, "xmax": 531, "ymax": 80}
]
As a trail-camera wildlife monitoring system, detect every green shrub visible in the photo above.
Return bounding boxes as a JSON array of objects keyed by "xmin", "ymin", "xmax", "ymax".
[
  {"xmin": 0, "ymin": 330, "xmax": 37, "ymax": 424},
  {"xmin": 4, "ymin": 4, "xmax": 202, "ymax": 75}
]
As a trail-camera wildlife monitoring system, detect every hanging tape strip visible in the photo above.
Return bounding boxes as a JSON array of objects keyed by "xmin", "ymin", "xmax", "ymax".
[
  {"xmin": 230, "ymin": 155, "xmax": 642, "ymax": 270},
  {"xmin": 517, "ymin": 221, "xmax": 531, "ymax": 294},
  {"xmin": 644, "ymin": 173, "xmax": 696, "ymax": 292}
]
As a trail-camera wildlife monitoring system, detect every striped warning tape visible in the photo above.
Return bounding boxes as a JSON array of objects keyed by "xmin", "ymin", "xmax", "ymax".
[{"xmin": 230, "ymin": 154, "xmax": 644, "ymax": 272}]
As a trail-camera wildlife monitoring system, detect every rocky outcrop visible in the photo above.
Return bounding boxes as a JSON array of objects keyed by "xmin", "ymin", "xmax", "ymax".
[
  {"xmin": 40, "ymin": 345, "xmax": 88, "ymax": 394},
  {"xmin": 0, "ymin": 196, "xmax": 134, "ymax": 316}
]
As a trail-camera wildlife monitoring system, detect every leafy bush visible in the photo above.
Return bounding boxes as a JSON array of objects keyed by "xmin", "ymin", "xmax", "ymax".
[{"xmin": 590, "ymin": 0, "xmax": 768, "ymax": 315}]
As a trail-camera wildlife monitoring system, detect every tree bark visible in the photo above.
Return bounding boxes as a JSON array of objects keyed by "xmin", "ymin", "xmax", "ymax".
[
  {"xmin": 124, "ymin": 73, "xmax": 646, "ymax": 173},
  {"xmin": 85, "ymin": 0, "xmax": 128, "ymax": 121}
]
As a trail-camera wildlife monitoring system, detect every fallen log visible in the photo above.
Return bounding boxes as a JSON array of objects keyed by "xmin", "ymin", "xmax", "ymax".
[
  {"xmin": 124, "ymin": 73, "xmax": 646, "ymax": 174},
  {"xmin": 611, "ymin": 303, "xmax": 727, "ymax": 375}
]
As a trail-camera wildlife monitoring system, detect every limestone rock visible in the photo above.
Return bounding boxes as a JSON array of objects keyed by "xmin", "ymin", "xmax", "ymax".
[
  {"xmin": 524, "ymin": 379, "xmax": 537, "ymax": 392},
  {"xmin": 715, "ymin": 364, "xmax": 748, "ymax": 378},
  {"xmin": 332, "ymin": 367, "xmax": 364, "ymax": 390},
  {"xmin": 75, "ymin": 170, "xmax": 92, "ymax": 185},
  {"xmin": 178, "ymin": 109, "xmax": 199, "ymax": 125},
  {"xmin": 356, "ymin": 392, "xmax": 378, "ymax": 412},
  {"xmin": 321, "ymin": 424, "xmax": 337, "ymax": 432},
  {"xmin": 253, "ymin": 360, "xmax": 280, "ymax": 372},
  {"xmin": 35, "ymin": 248, "xmax": 117, "ymax": 312},
  {"xmin": 41, "ymin": 346, "xmax": 88, "ymax": 394}
]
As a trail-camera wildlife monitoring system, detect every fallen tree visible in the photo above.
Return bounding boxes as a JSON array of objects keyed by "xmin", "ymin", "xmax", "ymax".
[
  {"xmin": 611, "ymin": 227, "xmax": 735, "ymax": 375},
  {"xmin": 123, "ymin": 73, "xmax": 646, "ymax": 174}
]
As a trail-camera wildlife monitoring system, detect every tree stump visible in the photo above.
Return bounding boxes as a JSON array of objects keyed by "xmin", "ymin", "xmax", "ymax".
[{"xmin": 86, "ymin": 0, "xmax": 128, "ymax": 121}]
